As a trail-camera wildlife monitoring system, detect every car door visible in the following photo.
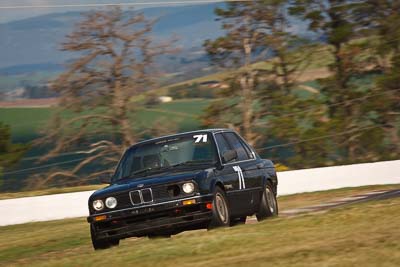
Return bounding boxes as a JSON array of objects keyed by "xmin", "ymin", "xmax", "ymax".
[
  {"xmin": 213, "ymin": 133, "xmax": 247, "ymax": 216},
  {"xmin": 223, "ymin": 132, "xmax": 262, "ymax": 213}
]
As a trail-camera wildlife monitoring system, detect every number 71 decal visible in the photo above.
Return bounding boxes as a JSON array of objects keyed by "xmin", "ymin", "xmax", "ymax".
[
  {"xmin": 233, "ymin": 166, "xmax": 246, "ymax": 189},
  {"xmin": 193, "ymin": 134, "xmax": 208, "ymax": 143}
]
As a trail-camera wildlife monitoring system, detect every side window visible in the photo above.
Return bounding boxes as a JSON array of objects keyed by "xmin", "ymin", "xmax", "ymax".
[
  {"xmin": 223, "ymin": 132, "xmax": 250, "ymax": 161},
  {"xmin": 215, "ymin": 133, "xmax": 233, "ymax": 163},
  {"xmin": 239, "ymin": 138, "xmax": 255, "ymax": 159}
]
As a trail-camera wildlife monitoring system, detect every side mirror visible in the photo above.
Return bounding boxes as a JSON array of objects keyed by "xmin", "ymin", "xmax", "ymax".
[
  {"xmin": 99, "ymin": 173, "xmax": 111, "ymax": 184},
  {"xmin": 222, "ymin": 149, "xmax": 237, "ymax": 163}
]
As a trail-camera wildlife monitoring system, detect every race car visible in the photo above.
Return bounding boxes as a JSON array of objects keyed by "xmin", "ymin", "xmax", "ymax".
[{"xmin": 87, "ymin": 129, "xmax": 278, "ymax": 249}]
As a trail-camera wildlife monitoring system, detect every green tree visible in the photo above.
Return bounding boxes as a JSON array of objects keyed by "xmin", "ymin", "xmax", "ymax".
[
  {"xmin": 290, "ymin": 0, "xmax": 387, "ymax": 162},
  {"xmin": 364, "ymin": 0, "xmax": 400, "ymax": 155},
  {"xmin": 203, "ymin": 0, "xmax": 311, "ymax": 147},
  {"xmin": 0, "ymin": 123, "xmax": 28, "ymax": 186},
  {"xmin": 338, "ymin": 0, "xmax": 400, "ymax": 157}
]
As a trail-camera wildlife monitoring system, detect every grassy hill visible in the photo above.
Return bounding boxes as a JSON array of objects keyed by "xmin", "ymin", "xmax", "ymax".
[
  {"xmin": 0, "ymin": 98, "xmax": 211, "ymax": 191},
  {"xmin": 0, "ymin": 4, "xmax": 228, "ymax": 92},
  {"xmin": 0, "ymin": 42, "xmax": 382, "ymax": 192}
]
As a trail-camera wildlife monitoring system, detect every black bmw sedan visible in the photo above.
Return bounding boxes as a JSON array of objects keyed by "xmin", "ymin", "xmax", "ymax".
[{"xmin": 87, "ymin": 129, "xmax": 278, "ymax": 249}]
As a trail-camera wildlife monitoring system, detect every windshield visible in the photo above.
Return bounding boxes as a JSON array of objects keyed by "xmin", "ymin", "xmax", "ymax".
[{"xmin": 113, "ymin": 132, "xmax": 217, "ymax": 181}]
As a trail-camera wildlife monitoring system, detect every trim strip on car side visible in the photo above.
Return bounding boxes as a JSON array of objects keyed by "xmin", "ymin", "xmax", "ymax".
[{"xmin": 226, "ymin": 186, "xmax": 263, "ymax": 195}]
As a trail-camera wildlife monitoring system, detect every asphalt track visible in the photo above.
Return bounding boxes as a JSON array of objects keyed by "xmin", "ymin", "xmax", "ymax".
[
  {"xmin": 1, "ymin": 160, "xmax": 399, "ymax": 226},
  {"xmin": 277, "ymin": 189, "xmax": 400, "ymax": 217},
  {"xmin": 243, "ymin": 189, "xmax": 400, "ymax": 225}
]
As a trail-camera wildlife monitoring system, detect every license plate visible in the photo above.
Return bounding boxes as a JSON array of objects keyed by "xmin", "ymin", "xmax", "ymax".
[{"xmin": 131, "ymin": 207, "xmax": 155, "ymax": 215}]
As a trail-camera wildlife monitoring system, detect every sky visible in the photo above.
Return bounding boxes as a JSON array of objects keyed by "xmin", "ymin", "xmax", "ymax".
[{"xmin": 0, "ymin": 0, "xmax": 227, "ymax": 23}]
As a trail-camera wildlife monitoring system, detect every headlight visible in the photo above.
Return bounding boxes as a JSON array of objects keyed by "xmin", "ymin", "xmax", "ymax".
[
  {"xmin": 105, "ymin": 197, "xmax": 117, "ymax": 209},
  {"xmin": 182, "ymin": 182, "xmax": 195, "ymax": 194},
  {"xmin": 93, "ymin": 200, "xmax": 104, "ymax": 211}
]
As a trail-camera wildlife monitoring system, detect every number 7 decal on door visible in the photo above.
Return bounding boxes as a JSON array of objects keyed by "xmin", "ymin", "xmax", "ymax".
[{"xmin": 233, "ymin": 166, "xmax": 245, "ymax": 189}]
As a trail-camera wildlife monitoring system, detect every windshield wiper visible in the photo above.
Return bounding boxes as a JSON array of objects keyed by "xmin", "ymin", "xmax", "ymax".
[
  {"xmin": 118, "ymin": 160, "xmax": 214, "ymax": 181},
  {"xmin": 118, "ymin": 167, "xmax": 159, "ymax": 181},
  {"xmin": 130, "ymin": 167, "xmax": 154, "ymax": 177}
]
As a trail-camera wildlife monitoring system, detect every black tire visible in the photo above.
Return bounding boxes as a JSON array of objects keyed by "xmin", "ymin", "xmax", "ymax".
[
  {"xmin": 256, "ymin": 181, "xmax": 278, "ymax": 221},
  {"xmin": 208, "ymin": 186, "xmax": 230, "ymax": 228},
  {"xmin": 90, "ymin": 224, "xmax": 119, "ymax": 250}
]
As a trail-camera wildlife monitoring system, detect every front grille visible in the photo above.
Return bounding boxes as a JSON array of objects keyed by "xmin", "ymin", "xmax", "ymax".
[
  {"xmin": 141, "ymin": 188, "xmax": 153, "ymax": 203},
  {"xmin": 129, "ymin": 188, "xmax": 154, "ymax": 205},
  {"xmin": 115, "ymin": 193, "xmax": 132, "ymax": 209},
  {"xmin": 130, "ymin": 190, "xmax": 141, "ymax": 205},
  {"xmin": 112, "ymin": 183, "xmax": 192, "ymax": 210},
  {"xmin": 152, "ymin": 184, "xmax": 183, "ymax": 201},
  {"xmin": 152, "ymin": 184, "xmax": 171, "ymax": 200}
]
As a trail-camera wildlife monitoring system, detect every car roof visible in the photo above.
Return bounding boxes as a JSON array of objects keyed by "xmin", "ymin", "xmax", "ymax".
[{"xmin": 129, "ymin": 128, "xmax": 234, "ymax": 148}]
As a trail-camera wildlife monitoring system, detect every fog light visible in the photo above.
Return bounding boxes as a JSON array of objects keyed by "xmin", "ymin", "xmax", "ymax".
[
  {"xmin": 182, "ymin": 199, "xmax": 196, "ymax": 205},
  {"xmin": 94, "ymin": 215, "xmax": 107, "ymax": 221}
]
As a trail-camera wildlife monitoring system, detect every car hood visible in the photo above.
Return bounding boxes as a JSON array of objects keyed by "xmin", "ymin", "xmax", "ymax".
[{"xmin": 90, "ymin": 169, "xmax": 205, "ymax": 199}]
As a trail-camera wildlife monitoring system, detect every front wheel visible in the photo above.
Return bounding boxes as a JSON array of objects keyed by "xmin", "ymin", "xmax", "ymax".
[
  {"xmin": 256, "ymin": 182, "xmax": 278, "ymax": 221},
  {"xmin": 90, "ymin": 224, "xmax": 119, "ymax": 250},
  {"xmin": 208, "ymin": 187, "xmax": 230, "ymax": 228}
]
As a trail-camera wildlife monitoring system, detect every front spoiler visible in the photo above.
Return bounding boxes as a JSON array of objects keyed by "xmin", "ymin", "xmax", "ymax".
[{"xmin": 88, "ymin": 194, "xmax": 213, "ymax": 239}]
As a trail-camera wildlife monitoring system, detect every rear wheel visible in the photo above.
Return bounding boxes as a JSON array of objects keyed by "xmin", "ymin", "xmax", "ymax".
[
  {"xmin": 256, "ymin": 182, "xmax": 278, "ymax": 221},
  {"xmin": 90, "ymin": 224, "xmax": 119, "ymax": 250},
  {"xmin": 208, "ymin": 187, "xmax": 230, "ymax": 228}
]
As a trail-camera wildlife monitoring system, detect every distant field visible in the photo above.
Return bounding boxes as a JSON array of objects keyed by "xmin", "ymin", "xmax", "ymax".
[
  {"xmin": 0, "ymin": 71, "xmax": 59, "ymax": 92},
  {"xmin": 0, "ymin": 107, "xmax": 53, "ymax": 142},
  {"xmin": 1, "ymin": 186, "xmax": 399, "ymax": 266},
  {"xmin": 134, "ymin": 99, "xmax": 210, "ymax": 131},
  {"xmin": 0, "ymin": 99, "xmax": 210, "ymax": 142}
]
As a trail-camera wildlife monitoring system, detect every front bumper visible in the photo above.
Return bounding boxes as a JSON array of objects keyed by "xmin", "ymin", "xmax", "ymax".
[{"xmin": 88, "ymin": 194, "xmax": 213, "ymax": 239}]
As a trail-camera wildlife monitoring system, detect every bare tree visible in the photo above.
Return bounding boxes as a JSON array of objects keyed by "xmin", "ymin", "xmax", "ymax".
[{"xmin": 34, "ymin": 7, "xmax": 175, "ymax": 185}]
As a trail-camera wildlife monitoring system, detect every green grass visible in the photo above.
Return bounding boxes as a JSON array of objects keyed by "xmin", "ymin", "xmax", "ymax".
[
  {"xmin": 1, "ymin": 186, "xmax": 399, "ymax": 266},
  {"xmin": 134, "ymin": 99, "xmax": 210, "ymax": 131},
  {"xmin": 0, "ymin": 108, "xmax": 54, "ymax": 142}
]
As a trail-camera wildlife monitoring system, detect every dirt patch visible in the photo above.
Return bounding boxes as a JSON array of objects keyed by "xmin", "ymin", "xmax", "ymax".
[{"xmin": 297, "ymin": 67, "xmax": 332, "ymax": 82}]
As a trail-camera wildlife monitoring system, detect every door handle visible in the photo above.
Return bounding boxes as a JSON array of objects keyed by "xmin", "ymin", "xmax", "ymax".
[{"xmin": 256, "ymin": 163, "xmax": 263, "ymax": 169}]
